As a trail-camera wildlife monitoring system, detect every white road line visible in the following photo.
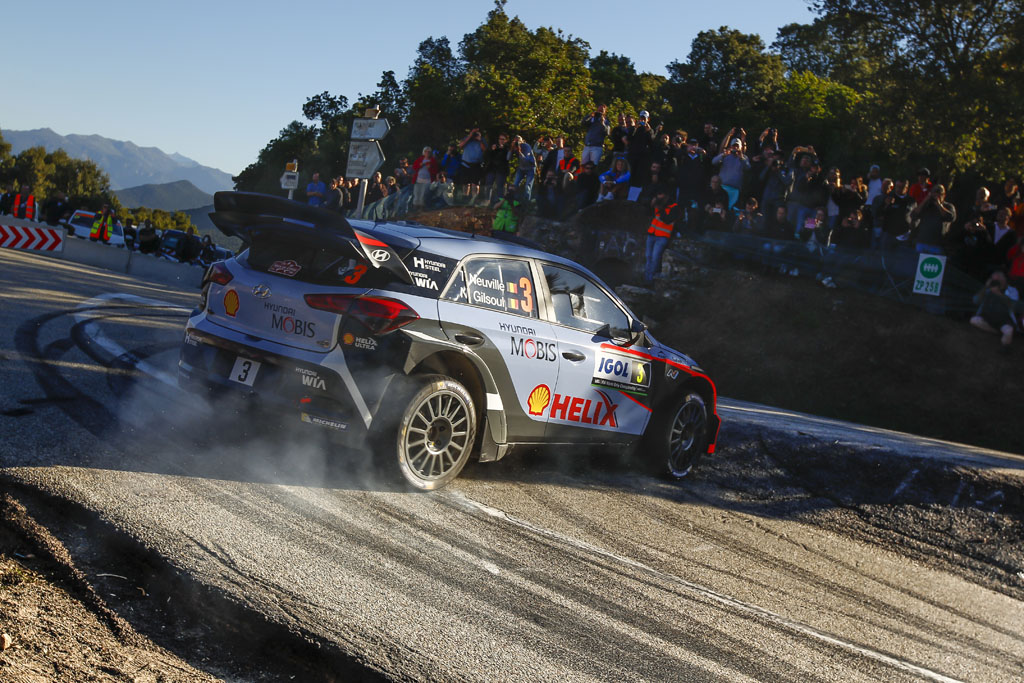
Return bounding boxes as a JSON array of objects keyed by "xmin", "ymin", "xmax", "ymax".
[
  {"xmin": 444, "ymin": 490, "xmax": 964, "ymax": 683},
  {"xmin": 73, "ymin": 293, "xmax": 190, "ymax": 389}
]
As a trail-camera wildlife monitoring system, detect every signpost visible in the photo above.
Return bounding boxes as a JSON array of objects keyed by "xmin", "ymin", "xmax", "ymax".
[
  {"xmin": 347, "ymin": 110, "xmax": 390, "ymax": 215},
  {"xmin": 280, "ymin": 159, "xmax": 299, "ymax": 200},
  {"xmin": 913, "ymin": 253, "xmax": 946, "ymax": 296}
]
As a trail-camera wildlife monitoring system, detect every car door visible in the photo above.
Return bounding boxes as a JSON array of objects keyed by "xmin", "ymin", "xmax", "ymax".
[
  {"xmin": 537, "ymin": 262, "xmax": 653, "ymax": 442},
  {"xmin": 438, "ymin": 255, "xmax": 559, "ymax": 441}
]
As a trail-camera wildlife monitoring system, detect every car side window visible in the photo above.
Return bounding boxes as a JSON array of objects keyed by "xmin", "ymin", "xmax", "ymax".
[
  {"xmin": 541, "ymin": 264, "xmax": 630, "ymax": 338},
  {"xmin": 443, "ymin": 257, "xmax": 537, "ymax": 318}
]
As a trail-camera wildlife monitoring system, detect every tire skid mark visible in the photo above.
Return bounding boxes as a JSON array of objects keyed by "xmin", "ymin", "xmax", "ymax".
[
  {"xmin": 357, "ymin": 494, "xmax": 820, "ymax": 682},
  {"xmin": 621, "ymin": 490, "xmax": 1022, "ymax": 674},
  {"xmin": 749, "ymin": 441, "xmax": 1024, "ymax": 644},
  {"xmin": 444, "ymin": 491, "xmax": 965, "ymax": 683}
]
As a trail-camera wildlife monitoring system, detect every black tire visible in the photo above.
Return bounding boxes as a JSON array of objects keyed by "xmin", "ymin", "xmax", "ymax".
[
  {"xmin": 390, "ymin": 375, "xmax": 477, "ymax": 491},
  {"xmin": 645, "ymin": 391, "xmax": 708, "ymax": 479}
]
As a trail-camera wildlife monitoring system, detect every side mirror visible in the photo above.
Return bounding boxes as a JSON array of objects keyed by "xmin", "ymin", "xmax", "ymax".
[{"xmin": 628, "ymin": 318, "xmax": 647, "ymax": 347}]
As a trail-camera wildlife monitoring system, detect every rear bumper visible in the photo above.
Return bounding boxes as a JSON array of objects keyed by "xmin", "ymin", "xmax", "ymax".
[{"xmin": 179, "ymin": 323, "xmax": 369, "ymax": 445}]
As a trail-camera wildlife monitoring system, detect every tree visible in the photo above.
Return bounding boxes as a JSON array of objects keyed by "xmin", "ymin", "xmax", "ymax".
[
  {"xmin": 665, "ymin": 28, "xmax": 785, "ymax": 129},
  {"xmin": 234, "ymin": 120, "xmax": 317, "ymax": 194},
  {"xmin": 588, "ymin": 51, "xmax": 667, "ymax": 122},
  {"xmin": 302, "ymin": 91, "xmax": 349, "ymax": 130},
  {"xmin": 772, "ymin": 71, "xmax": 863, "ymax": 166},
  {"xmin": 404, "ymin": 37, "xmax": 466, "ymax": 147},
  {"xmin": 806, "ymin": 0, "xmax": 1024, "ymax": 179},
  {"xmin": 457, "ymin": 2, "xmax": 593, "ymax": 143}
]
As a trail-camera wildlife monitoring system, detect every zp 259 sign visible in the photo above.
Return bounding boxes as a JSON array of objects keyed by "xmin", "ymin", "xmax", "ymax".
[{"xmin": 913, "ymin": 254, "xmax": 946, "ymax": 297}]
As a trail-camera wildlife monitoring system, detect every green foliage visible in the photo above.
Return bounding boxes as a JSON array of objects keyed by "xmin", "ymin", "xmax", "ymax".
[
  {"xmin": 665, "ymin": 28, "xmax": 785, "ymax": 128},
  {"xmin": 773, "ymin": 71, "xmax": 863, "ymax": 165},
  {"xmin": 458, "ymin": 5, "xmax": 593, "ymax": 142}
]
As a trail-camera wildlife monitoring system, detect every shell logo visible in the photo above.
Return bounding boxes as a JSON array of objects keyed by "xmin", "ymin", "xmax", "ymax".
[
  {"xmin": 527, "ymin": 384, "xmax": 551, "ymax": 416},
  {"xmin": 342, "ymin": 332, "xmax": 355, "ymax": 345},
  {"xmin": 223, "ymin": 290, "xmax": 240, "ymax": 317}
]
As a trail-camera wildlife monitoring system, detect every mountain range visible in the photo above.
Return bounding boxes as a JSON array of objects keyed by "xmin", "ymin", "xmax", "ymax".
[
  {"xmin": 114, "ymin": 180, "xmax": 213, "ymax": 212},
  {"xmin": 3, "ymin": 128, "xmax": 234, "ymax": 195}
]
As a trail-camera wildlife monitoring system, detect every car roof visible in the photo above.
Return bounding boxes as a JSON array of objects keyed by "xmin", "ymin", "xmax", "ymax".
[{"xmin": 352, "ymin": 218, "xmax": 599, "ymax": 275}]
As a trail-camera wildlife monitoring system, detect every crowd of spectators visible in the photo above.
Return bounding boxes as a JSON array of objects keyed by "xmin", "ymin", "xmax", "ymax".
[{"xmin": 300, "ymin": 107, "xmax": 1023, "ymax": 344}]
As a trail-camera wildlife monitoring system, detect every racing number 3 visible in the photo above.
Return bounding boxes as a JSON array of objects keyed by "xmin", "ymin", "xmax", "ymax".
[
  {"xmin": 236, "ymin": 360, "xmax": 253, "ymax": 383},
  {"xmin": 517, "ymin": 276, "xmax": 533, "ymax": 314}
]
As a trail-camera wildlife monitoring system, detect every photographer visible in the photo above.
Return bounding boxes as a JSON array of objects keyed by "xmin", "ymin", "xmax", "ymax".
[
  {"xmin": 626, "ymin": 110, "xmax": 658, "ymax": 200},
  {"xmin": 711, "ymin": 128, "xmax": 750, "ymax": 210},
  {"xmin": 911, "ymin": 184, "xmax": 956, "ymax": 255},
  {"xmin": 759, "ymin": 149, "xmax": 789, "ymax": 216},
  {"xmin": 581, "ymin": 104, "xmax": 610, "ymax": 166},
  {"xmin": 483, "ymin": 133, "xmax": 512, "ymax": 207},
  {"xmin": 676, "ymin": 137, "xmax": 709, "ymax": 231},
  {"xmin": 508, "ymin": 134, "xmax": 537, "ymax": 202},
  {"xmin": 703, "ymin": 176, "xmax": 731, "ymax": 232},
  {"xmin": 457, "ymin": 128, "xmax": 488, "ymax": 204}
]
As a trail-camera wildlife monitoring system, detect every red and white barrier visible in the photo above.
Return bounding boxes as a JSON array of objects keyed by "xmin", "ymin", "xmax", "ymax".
[{"xmin": 0, "ymin": 224, "xmax": 64, "ymax": 252}]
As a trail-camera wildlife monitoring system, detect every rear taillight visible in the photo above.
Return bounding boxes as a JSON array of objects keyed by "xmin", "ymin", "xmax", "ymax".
[
  {"xmin": 204, "ymin": 262, "xmax": 234, "ymax": 286},
  {"xmin": 305, "ymin": 294, "xmax": 419, "ymax": 335}
]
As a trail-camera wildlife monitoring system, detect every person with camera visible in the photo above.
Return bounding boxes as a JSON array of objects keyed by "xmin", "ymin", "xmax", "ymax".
[
  {"xmin": 911, "ymin": 184, "xmax": 956, "ymax": 255},
  {"xmin": 482, "ymin": 133, "xmax": 512, "ymax": 207},
  {"xmin": 711, "ymin": 129, "xmax": 751, "ymax": 211},
  {"xmin": 541, "ymin": 136, "xmax": 579, "ymax": 192},
  {"xmin": 758, "ymin": 149, "xmax": 790, "ymax": 217},
  {"xmin": 411, "ymin": 146, "xmax": 441, "ymax": 210},
  {"xmin": 611, "ymin": 113, "xmax": 630, "ymax": 158},
  {"xmin": 676, "ymin": 137, "xmax": 709, "ymax": 231},
  {"xmin": 703, "ymin": 176, "xmax": 731, "ymax": 232},
  {"xmin": 508, "ymin": 134, "xmax": 537, "ymax": 202},
  {"xmin": 877, "ymin": 179, "xmax": 914, "ymax": 249},
  {"xmin": 582, "ymin": 104, "xmax": 610, "ymax": 167},
  {"xmin": 457, "ymin": 128, "xmax": 488, "ymax": 205},
  {"xmin": 626, "ymin": 111, "xmax": 658, "ymax": 200}
]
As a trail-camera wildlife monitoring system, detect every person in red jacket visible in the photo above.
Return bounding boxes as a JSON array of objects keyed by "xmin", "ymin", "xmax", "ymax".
[
  {"xmin": 10, "ymin": 185, "xmax": 36, "ymax": 220},
  {"xmin": 411, "ymin": 146, "xmax": 441, "ymax": 210},
  {"xmin": 908, "ymin": 168, "xmax": 933, "ymax": 205}
]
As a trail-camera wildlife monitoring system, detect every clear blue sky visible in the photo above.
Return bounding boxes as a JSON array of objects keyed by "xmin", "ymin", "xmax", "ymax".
[{"xmin": 2, "ymin": 0, "xmax": 813, "ymax": 175}]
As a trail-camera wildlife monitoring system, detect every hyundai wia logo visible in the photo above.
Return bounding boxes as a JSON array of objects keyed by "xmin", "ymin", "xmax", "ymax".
[{"xmin": 370, "ymin": 249, "xmax": 391, "ymax": 262}]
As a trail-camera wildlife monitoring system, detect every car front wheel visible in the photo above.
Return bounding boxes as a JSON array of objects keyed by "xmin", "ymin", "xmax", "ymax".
[
  {"xmin": 646, "ymin": 391, "xmax": 708, "ymax": 479},
  {"xmin": 393, "ymin": 375, "xmax": 477, "ymax": 491}
]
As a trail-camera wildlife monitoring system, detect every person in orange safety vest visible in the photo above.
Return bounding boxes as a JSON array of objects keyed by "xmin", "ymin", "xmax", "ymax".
[
  {"xmin": 644, "ymin": 189, "xmax": 679, "ymax": 284},
  {"xmin": 90, "ymin": 204, "xmax": 116, "ymax": 242},
  {"xmin": 10, "ymin": 185, "xmax": 36, "ymax": 220}
]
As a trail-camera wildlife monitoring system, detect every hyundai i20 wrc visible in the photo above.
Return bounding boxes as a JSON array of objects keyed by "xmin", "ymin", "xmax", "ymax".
[{"xmin": 178, "ymin": 192, "xmax": 720, "ymax": 490}]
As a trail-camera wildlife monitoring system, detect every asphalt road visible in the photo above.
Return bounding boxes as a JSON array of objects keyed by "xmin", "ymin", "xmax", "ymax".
[{"xmin": 1, "ymin": 247, "xmax": 1022, "ymax": 682}]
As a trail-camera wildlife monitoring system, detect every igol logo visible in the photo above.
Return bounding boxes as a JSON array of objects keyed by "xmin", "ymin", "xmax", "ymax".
[{"xmin": 919, "ymin": 257, "xmax": 943, "ymax": 279}]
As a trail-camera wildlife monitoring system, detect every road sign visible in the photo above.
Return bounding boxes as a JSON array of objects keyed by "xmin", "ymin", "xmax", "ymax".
[
  {"xmin": 280, "ymin": 171, "xmax": 299, "ymax": 190},
  {"xmin": 0, "ymin": 224, "xmax": 64, "ymax": 252},
  {"xmin": 351, "ymin": 117, "xmax": 391, "ymax": 141},
  {"xmin": 913, "ymin": 253, "xmax": 946, "ymax": 296},
  {"xmin": 346, "ymin": 140, "xmax": 385, "ymax": 179}
]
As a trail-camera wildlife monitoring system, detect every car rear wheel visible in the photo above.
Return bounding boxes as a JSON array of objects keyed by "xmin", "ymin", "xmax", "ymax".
[
  {"xmin": 646, "ymin": 391, "xmax": 708, "ymax": 479},
  {"xmin": 393, "ymin": 375, "xmax": 477, "ymax": 491}
]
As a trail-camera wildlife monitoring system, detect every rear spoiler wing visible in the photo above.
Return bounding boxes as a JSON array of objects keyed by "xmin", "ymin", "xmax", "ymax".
[{"xmin": 209, "ymin": 191, "xmax": 413, "ymax": 284}]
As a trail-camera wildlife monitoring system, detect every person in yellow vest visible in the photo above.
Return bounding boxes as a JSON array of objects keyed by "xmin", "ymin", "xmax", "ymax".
[
  {"xmin": 644, "ymin": 188, "xmax": 680, "ymax": 284},
  {"xmin": 10, "ymin": 185, "xmax": 37, "ymax": 220},
  {"xmin": 90, "ymin": 204, "xmax": 116, "ymax": 242}
]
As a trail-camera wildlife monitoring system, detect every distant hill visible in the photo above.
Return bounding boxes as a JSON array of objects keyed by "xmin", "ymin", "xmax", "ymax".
[
  {"xmin": 3, "ymin": 128, "xmax": 234, "ymax": 194},
  {"xmin": 115, "ymin": 180, "xmax": 213, "ymax": 212}
]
